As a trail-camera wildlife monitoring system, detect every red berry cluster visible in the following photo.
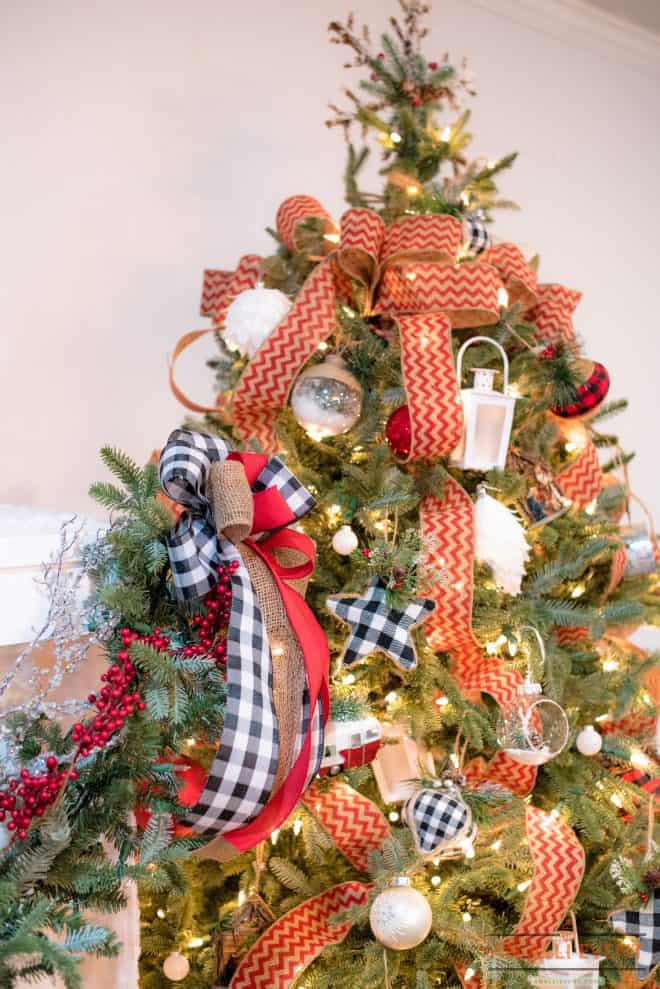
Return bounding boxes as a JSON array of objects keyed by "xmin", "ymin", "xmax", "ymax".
[
  {"xmin": 185, "ymin": 561, "xmax": 237, "ymax": 666},
  {"xmin": 72, "ymin": 627, "xmax": 147, "ymax": 755},
  {"xmin": 0, "ymin": 758, "xmax": 76, "ymax": 841}
]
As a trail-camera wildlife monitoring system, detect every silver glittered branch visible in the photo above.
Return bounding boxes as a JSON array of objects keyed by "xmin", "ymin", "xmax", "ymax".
[{"xmin": 0, "ymin": 517, "xmax": 114, "ymax": 728}]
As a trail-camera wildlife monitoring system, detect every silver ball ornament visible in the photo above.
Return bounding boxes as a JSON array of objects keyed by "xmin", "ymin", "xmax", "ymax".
[
  {"xmin": 332, "ymin": 525, "xmax": 358, "ymax": 556},
  {"xmin": 576, "ymin": 724, "xmax": 602, "ymax": 757},
  {"xmin": 163, "ymin": 951, "xmax": 190, "ymax": 981},
  {"xmin": 291, "ymin": 354, "xmax": 361, "ymax": 440},
  {"xmin": 369, "ymin": 877, "xmax": 432, "ymax": 950},
  {"xmin": 223, "ymin": 287, "xmax": 291, "ymax": 358}
]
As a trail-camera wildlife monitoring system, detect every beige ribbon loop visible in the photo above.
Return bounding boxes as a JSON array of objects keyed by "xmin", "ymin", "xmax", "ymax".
[{"xmin": 208, "ymin": 460, "xmax": 254, "ymax": 544}]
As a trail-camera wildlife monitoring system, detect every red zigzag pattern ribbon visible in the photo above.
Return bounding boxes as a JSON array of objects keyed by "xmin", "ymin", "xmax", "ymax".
[
  {"xmin": 230, "ymin": 881, "xmax": 370, "ymax": 989},
  {"xmin": 302, "ymin": 780, "xmax": 390, "ymax": 872},
  {"xmin": 421, "ymin": 478, "xmax": 538, "ymax": 797},
  {"xmin": 502, "ymin": 805, "xmax": 585, "ymax": 961}
]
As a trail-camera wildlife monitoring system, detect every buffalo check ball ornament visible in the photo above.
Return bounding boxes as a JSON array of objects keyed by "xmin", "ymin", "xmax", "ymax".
[
  {"xmin": 609, "ymin": 893, "xmax": 660, "ymax": 980},
  {"xmin": 326, "ymin": 578, "xmax": 435, "ymax": 672}
]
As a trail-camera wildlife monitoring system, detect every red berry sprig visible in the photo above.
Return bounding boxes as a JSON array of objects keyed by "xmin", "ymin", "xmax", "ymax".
[
  {"xmin": 72, "ymin": 627, "xmax": 147, "ymax": 756},
  {"xmin": 0, "ymin": 758, "xmax": 78, "ymax": 841},
  {"xmin": 184, "ymin": 561, "xmax": 237, "ymax": 667}
]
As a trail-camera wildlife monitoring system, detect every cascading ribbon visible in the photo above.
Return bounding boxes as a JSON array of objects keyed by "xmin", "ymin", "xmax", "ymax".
[
  {"xmin": 421, "ymin": 479, "xmax": 539, "ymax": 797},
  {"xmin": 159, "ymin": 429, "xmax": 329, "ymax": 857},
  {"xmin": 230, "ymin": 882, "xmax": 370, "ymax": 989},
  {"xmin": 502, "ymin": 806, "xmax": 585, "ymax": 960}
]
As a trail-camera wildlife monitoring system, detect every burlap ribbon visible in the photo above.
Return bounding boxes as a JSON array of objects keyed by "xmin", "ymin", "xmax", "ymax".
[{"xmin": 159, "ymin": 430, "xmax": 329, "ymax": 857}]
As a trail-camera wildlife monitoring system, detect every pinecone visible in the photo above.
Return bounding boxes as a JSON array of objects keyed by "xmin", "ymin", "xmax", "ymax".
[{"xmin": 643, "ymin": 868, "xmax": 660, "ymax": 889}]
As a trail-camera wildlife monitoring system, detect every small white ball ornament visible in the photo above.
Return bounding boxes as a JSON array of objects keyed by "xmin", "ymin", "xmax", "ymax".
[
  {"xmin": 576, "ymin": 724, "xmax": 603, "ymax": 757},
  {"xmin": 223, "ymin": 287, "xmax": 291, "ymax": 358},
  {"xmin": 332, "ymin": 525, "xmax": 358, "ymax": 556},
  {"xmin": 163, "ymin": 951, "xmax": 190, "ymax": 981},
  {"xmin": 290, "ymin": 354, "xmax": 362, "ymax": 441},
  {"xmin": 369, "ymin": 877, "xmax": 433, "ymax": 950}
]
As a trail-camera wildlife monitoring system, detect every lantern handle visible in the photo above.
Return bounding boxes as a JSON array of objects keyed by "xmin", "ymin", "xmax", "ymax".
[
  {"xmin": 455, "ymin": 336, "xmax": 509, "ymax": 392},
  {"xmin": 517, "ymin": 625, "xmax": 546, "ymax": 685}
]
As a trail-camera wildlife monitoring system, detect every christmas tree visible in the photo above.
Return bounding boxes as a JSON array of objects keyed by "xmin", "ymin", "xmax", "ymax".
[{"xmin": 1, "ymin": 3, "xmax": 658, "ymax": 988}]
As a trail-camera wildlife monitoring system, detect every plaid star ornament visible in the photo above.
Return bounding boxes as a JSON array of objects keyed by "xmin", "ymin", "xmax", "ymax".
[
  {"xmin": 326, "ymin": 578, "xmax": 435, "ymax": 672},
  {"xmin": 609, "ymin": 892, "xmax": 660, "ymax": 979}
]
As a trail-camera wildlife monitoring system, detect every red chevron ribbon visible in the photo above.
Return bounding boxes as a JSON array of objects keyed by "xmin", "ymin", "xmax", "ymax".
[
  {"xmin": 482, "ymin": 242, "xmax": 538, "ymax": 311},
  {"xmin": 169, "ymin": 255, "xmax": 262, "ymax": 414},
  {"xmin": 421, "ymin": 478, "xmax": 537, "ymax": 797},
  {"xmin": 557, "ymin": 437, "xmax": 603, "ymax": 508},
  {"xmin": 230, "ymin": 882, "xmax": 369, "ymax": 989},
  {"xmin": 302, "ymin": 780, "xmax": 390, "ymax": 872},
  {"xmin": 232, "ymin": 259, "xmax": 337, "ymax": 449},
  {"xmin": 528, "ymin": 283, "xmax": 582, "ymax": 344},
  {"xmin": 275, "ymin": 195, "xmax": 338, "ymax": 253},
  {"xmin": 502, "ymin": 806, "xmax": 585, "ymax": 961},
  {"xmin": 397, "ymin": 313, "xmax": 463, "ymax": 462}
]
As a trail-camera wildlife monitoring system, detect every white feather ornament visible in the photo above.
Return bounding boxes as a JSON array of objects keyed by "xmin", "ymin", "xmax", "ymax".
[
  {"xmin": 223, "ymin": 287, "xmax": 291, "ymax": 358},
  {"xmin": 474, "ymin": 488, "xmax": 530, "ymax": 596}
]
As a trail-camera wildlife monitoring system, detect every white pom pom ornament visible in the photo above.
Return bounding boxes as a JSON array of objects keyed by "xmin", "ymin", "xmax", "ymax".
[
  {"xmin": 332, "ymin": 525, "xmax": 358, "ymax": 556},
  {"xmin": 474, "ymin": 487, "xmax": 530, "ymax": 596},
  {"xmin": 576, "ymin": 724, "xmax": 602, "ymax": 756},
  {"xmin": 223, "ymin": 287, "xmax": 291, "ymax": 358},
  {"xmin": 163, "ymin": 951, "xmax": 190, "ymax": 981}
]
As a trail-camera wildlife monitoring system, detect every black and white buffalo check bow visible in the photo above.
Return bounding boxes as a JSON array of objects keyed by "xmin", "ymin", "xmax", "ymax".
[
  {"xmin": 403, "ymin": 785, "xmax": 473, "ymax": 857},
  {"xmin": 159, "ymin": 429, "xmax": 314, "ymax": 601},
  {"xmin": 158, "ymin": 429, "xmax": 318, "ymax": 838},
  {"xmin": 326, "ymin": 578, "xmax": 435, "ymax": 672},
  {"xmin": 463, "ymin": 211, "xmax": 491, "ymax": 255},
  {"xmin": 610, "ymin": 892, "xmax": 660, "ymax": 979}
]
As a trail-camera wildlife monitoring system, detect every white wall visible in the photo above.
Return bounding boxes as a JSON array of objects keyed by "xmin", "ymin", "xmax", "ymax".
[{"xmin": 2, "ymin": 0, "xmax": 659, "ymax": 517}]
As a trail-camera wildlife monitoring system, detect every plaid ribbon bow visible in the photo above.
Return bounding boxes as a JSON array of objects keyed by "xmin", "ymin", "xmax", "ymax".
[
  {"xmin": 160, "ymin": 429, "xmax": 315, "ymax": 600},
  {"xmin": 158, "ymin": 430, "xmax": 325, "ymax": 846}
]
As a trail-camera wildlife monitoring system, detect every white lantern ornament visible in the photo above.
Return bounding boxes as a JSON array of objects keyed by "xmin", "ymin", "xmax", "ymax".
[
  {"xmin": 530, "ymin": 923, "xmax": 603, "ymax": 989},
  {"xmin": 449, "ymin": 337, "xmax": 517, "ymax": 471},
  {"xmin": 496, "ymin": 626, "xmax": 569, "ymax": 766}
]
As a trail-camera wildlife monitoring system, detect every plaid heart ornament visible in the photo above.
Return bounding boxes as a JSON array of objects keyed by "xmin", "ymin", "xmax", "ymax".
[{"xmin": 403, "ymin": 781, "xmax": 477, "ymax": 860}]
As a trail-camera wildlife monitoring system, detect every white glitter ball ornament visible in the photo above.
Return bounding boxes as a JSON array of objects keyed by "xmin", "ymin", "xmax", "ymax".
[
  {"xmin": 576, "ymin": 724, "xmax": 603, "ymax": 757},
  {"xmin": 369, "ymin": 877, "xmax": 433, "ymax": 950},
  {"xmin": 162, "ymin": 951, "xmax": 190, "ymax": 981},
  {"xmin": 291, "ymin": 354, "xmax": 362, "ymax": 440},
  {"xmin": 223, "ymin": 287, "xmax": 291, "ymax": 358},
  {"xmin": 332, "ymin": 525, "xmax": 358, "ymax": 556}
]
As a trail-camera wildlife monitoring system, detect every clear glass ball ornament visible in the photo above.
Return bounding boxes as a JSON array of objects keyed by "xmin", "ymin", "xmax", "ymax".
[
  {"xmin": 291, "ymin": 354, "xmax": 362, "ymax": 441},
  {"xmin": 496, "ymin": 682, "xmax": 569, "ymax": 766},
  {"xmin": 369, "ymin": 877, "xmax": 433, "ymax": 950}
]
